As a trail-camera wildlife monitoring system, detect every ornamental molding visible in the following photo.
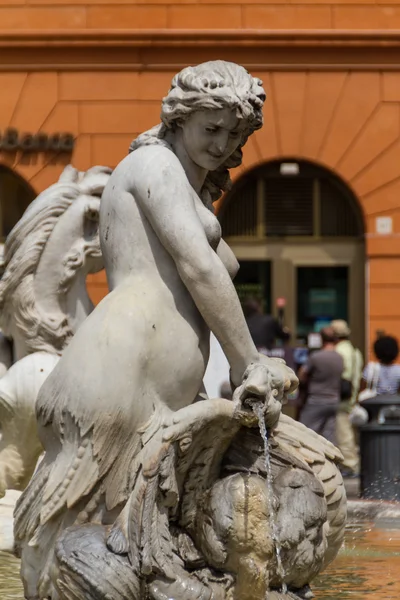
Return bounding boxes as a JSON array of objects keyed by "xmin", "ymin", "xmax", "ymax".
[{"xmin": 2, "ymin": 29, "xmax": 400, "ymax": 71}]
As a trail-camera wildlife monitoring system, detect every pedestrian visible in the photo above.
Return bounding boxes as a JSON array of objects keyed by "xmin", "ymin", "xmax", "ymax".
[
  {"xmin": 298, "ymin": 327, "xmax": 344, "ymax": 445},
  {"xmin": 244, "ymin": 297, "xmax": 290, "ymax": 353},
  {"xmin": 362, "ymin": 335, "xmax": 400, "ymax": 396},
  {"xmin": 331, "ymin": 319, "xmax": 363, "ymax": 478}
]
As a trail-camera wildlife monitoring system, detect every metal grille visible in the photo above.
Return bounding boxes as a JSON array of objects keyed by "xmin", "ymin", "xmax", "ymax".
[
  {"xmin": 265, "ymin": 177, "xmax": 314, "ymax": 236},
  {"xmin": 219, "ymin": 179, "xmax": 257, "ymax": 238},
  {"xmin": 219, "ymin": 160, "xmax": 364, "ymax": 239},
  {"xmin": 320, "ymin": 178, "xmax": 361, "ymax": 237}
]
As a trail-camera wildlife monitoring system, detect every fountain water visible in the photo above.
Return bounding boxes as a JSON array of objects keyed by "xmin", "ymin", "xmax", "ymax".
[
  {"xmin": 3, "ymin": 520, "xmax": 400, "ymax": 599},
  {"xmin": 251, "ymin": 399, "xmax": 287, "ymax": 596}
]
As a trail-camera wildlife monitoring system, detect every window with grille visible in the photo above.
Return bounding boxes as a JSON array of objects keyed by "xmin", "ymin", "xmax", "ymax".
[
  {"xmin": 320, "ymin": 178, "xmax": 360, "ymax": 237},
  {"xmin": 221, "ymin": 179, "xmax": 258, "ymax": 238},
  {"xmin": 265, "ymin": 177, "xmax": 314, "ymax": 236},
  {"xmin": 219, "ymin": 159, "xmax": 364, "ymax": 239}
]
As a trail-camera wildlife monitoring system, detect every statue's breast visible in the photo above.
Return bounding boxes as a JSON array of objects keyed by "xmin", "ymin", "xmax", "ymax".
[{"xmin": 195, "ymin": 201, "xmax": 222, "ymax": 250}]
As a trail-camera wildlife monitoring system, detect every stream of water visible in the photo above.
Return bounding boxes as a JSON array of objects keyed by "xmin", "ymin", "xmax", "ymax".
[{"xmin": 253, "ymin": 400, "xmax": 287, "ymax": 594}]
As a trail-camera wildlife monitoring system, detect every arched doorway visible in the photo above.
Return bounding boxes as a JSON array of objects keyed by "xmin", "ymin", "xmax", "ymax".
[
  {"xmin": 0, "ymin": 165, "xmax": 36, "ymax": 241},
  {"xmin": 219, "ymin": 159, "xmax": 366, "ymax": 353}
]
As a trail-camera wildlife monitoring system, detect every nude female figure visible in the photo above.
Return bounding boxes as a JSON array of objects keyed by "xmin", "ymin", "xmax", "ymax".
[{"xmin": 15, "ymin": 61, "xmax": 297, "ymax": 599}]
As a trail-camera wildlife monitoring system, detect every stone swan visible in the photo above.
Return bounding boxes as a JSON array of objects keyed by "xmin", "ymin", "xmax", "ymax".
[
  {"xmin": 14, "ymin": 61, "xmax": 345, "ymax": 599},
  {"xmin": 0, "ymin": 165, "xmax": 111, "ymax": 501}
]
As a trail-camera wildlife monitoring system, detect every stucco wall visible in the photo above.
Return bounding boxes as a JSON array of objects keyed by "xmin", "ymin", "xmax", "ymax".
[
  {"xmin": 2, "ymin": 67, "xmax": 400, "ymax": 347},
  {"xmin": 3, "ymin": 2, "xmax": 400, "ymax": 31},
  {"xmin": 249, "ymin": 70, "xmax": 400, "ymax": 351}
]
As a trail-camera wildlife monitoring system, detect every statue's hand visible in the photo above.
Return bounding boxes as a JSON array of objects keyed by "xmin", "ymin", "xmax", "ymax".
[{"xmin": 257, "ymin": 354, "xmax": 298, "ymax": 401}]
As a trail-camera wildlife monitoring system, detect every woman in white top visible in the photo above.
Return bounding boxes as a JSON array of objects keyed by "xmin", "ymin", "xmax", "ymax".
[{"xmin": 362, "ymin": 335, "xmax": 400, "ymax": 395}]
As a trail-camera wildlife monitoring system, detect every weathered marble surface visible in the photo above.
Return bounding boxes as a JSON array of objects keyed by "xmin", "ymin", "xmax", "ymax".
[
  {"xmin": 0, "ymin": 166, "xmax": 110, "ymax": 550},
  {"xmin": 14, "ymin": 62, "xmax": 346, "ymax": 599}
]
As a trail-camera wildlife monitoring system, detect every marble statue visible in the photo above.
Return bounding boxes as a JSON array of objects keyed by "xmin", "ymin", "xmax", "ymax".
[
  {"xmin": 0, "ymin": 165, "xmax": 111, "ymax": 499},
  {"xmin": 14, "ymin": 61, "xmax": 346, "ymax": 599}
]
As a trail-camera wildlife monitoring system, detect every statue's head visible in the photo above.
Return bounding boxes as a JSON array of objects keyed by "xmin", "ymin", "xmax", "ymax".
[
  {"xmin": 131, "ymin": 61, "xmax": 265, "ymax": 203},
  {"xmin": 0, "ymin": 165, "xmax": 111, "ymax": 356}
]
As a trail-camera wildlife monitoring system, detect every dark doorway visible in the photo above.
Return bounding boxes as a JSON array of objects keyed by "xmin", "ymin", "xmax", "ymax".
[{"xmin": 0, "ymin": 165, "xmax": 36, "ymax": 240}]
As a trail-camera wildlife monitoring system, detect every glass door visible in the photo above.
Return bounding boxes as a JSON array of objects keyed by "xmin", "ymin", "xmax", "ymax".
[{"xmin": 296, "ymin": 266, "xmax": 349, "ymax": 343}]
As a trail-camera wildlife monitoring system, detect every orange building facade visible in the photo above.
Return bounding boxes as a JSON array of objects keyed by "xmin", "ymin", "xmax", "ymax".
[{"xmin": 2, "ymin": 2, "xmax": 400, "ymax": 354}]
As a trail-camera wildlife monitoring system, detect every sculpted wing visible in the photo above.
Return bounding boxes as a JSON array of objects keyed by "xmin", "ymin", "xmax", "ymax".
[
  {"xmin": 14, "ymin": 372, "xmax": 168, "ymax": 550},
  {"xmin": 43, "ymin": 397, "xmax": 245, "ymax": 600},
  {"xmin": 273, "ymin": 413, "xmax": 347, "ymax": 567}
]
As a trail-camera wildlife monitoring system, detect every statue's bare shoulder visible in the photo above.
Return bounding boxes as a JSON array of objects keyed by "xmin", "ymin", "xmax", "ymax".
[
  {"xmin": 115, "ymin": 145, "xmax": 189, "ymax": 202},
  {"xmin": 109, "ymin": 145, "xmax": 215, "ymax": 265}
]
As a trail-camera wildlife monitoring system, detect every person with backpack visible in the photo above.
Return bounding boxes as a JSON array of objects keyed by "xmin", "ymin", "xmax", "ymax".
[{"xmin": 331, "ymin": 319, "xmax": 363, "ymax": 478}]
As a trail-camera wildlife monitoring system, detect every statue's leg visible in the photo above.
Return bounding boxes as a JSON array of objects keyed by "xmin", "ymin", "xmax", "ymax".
[{"xmin": 51, "ymin": 523, "xmax": 140, "ymax": 600}]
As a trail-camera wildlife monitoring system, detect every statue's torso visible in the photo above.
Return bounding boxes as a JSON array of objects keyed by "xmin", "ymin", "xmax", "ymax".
[{"xmin": 37, "ymin": 150, "xmax": 231, "ymax": 429}]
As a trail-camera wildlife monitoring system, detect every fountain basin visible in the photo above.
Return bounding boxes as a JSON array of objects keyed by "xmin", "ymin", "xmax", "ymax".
[{"xmin": 2, "ymin": 510, "xmax": 400, "ymax": 599}]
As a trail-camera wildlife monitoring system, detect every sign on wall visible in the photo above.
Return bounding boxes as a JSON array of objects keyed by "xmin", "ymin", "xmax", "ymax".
[
  {"xmin": 375, "ymin": 216, "xmax": 392, "ymax": 235},
  {"xmin": 0, "ymin": 128, "xmax": 75, "ymax": 153}
]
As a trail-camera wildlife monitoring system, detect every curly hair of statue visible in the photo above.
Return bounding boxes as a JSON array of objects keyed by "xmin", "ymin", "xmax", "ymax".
[{"xmin": 129, "ymin": 61, "xmax": 266, "ymax": 205}]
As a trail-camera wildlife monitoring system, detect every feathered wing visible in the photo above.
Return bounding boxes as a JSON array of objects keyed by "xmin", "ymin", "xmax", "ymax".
[
  {"xmin": 15, "ymin": 411, "xmax": 145, "ymax": 544},
  {"xmin": 100, "ymin": 398, "xmax": 243, "ymax": 599},
  {"xmin": 16, "ymin": 397, "xmax": 243, "ymax": 599},
  {"xmin": 14, "ymin": 404, "xmax": 150, "ymax": 600},
  {"xmin": 273, "ymin": 414, "xmax": 347, "ymax": 568}
]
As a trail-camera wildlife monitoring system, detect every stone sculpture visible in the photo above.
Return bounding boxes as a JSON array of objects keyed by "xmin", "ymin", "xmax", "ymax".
[
  {"xmin": 0, "ymin": 165, "xmax": 111, "ymax": 498},
  {"xmin": 14, "ymin": 61, "xmax": 346, "ymax": 599}
]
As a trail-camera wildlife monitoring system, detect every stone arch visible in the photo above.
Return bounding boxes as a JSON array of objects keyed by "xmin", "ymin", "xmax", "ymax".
[
  {"xmin": 215, "ymin": 69, "xmax": 400, "ymax": 351},
  {"xmin": 226, "ymin": 71, "xmax": 398, "ymax": 239},
  {"xmin": 218, "ymin": 158, "xmax": 365, "ymax": 240},
  {"xmin": 218, "ymin": 157, "xmax": 366, "ymax": 353},
  {"xmin": 0, "ymin": 164, "xmax": 36, "ymax": 241}
]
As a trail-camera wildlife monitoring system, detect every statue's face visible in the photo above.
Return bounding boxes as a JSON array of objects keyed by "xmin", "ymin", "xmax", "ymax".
[{"xmin": 179, "ymin": 107, "xmax": 245, "ymax": 171}]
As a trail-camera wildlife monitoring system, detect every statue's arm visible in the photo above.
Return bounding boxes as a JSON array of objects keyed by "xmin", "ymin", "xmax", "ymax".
[{"xmin": 128, "ymin": 147, "xmax": 258, "ymax": 387}]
